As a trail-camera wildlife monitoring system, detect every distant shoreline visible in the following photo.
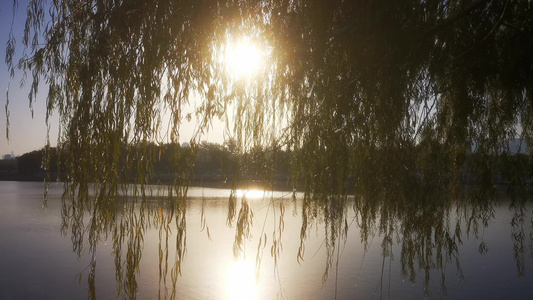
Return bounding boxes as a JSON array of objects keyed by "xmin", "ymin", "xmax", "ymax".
[{"xmin": 0, "ymin": 172, "xmax": 296, "ymax": 192}]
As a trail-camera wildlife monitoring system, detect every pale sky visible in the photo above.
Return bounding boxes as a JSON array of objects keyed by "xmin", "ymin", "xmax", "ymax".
[
  {"xmin": 0, "ymin": 2, "xmax": 225, "ymax": 157},
  {"xmin": 0, "ymin": 1, "xmax": 52, "ymax": 157}
]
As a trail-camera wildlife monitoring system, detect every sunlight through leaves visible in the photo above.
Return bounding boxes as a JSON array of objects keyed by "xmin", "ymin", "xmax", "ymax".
[{"xmin": 224, "ymin": 38, "xmax": 263, "ymax": 79}]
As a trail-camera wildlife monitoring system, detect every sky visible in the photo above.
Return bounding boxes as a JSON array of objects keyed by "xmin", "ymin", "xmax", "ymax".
[
  {"xmin": 0, "ymin": 1, "xmax": 226, "ymax": 157},
  {"xmin": 0, "ymin": 1, "xmax": 54, "ymax": 157}
]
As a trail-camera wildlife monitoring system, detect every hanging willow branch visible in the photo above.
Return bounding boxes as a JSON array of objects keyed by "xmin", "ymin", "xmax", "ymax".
[{"xmin": 5, "ymin": 0, "xmax": 533, "ymax": 298}]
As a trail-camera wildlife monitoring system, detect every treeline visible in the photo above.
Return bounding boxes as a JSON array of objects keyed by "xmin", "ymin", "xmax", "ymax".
[
  {"xmin": 5, "ymin": 141, "xmax": 292, "ymax": 188},
  {"xmin": 2, "ymin": 139, "xmax": 531, "ymax": 192}
]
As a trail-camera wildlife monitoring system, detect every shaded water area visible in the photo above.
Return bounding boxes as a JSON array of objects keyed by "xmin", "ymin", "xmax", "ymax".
[{"xmin": 1, "ymin": 181, "xmax": 533, "ymax": 299}]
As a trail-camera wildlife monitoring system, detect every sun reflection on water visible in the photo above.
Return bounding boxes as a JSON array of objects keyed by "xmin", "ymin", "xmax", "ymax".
[
  {"xmin": 226, "ymin": 259, "xmax": 258, "ymax": 300},
  {"xmin": 235, "ymin": 189, "xmax": 265, "ymax": 199}
]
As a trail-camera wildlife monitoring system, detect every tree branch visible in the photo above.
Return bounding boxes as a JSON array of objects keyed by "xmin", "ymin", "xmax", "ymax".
[{"xmin": 424, "ymin": 0, "xmax": 492, "ymax": 36}]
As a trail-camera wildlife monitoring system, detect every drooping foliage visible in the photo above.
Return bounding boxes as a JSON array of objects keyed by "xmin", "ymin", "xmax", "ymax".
[{"xmin": 5, "ymin": 0, "xmax": 533, "ymax": 298}]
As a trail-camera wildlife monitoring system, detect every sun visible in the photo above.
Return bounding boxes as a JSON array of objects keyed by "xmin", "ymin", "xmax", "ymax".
[{"xmin": 224, "ymin": 38, "xmax": 262, "ymax": 78}]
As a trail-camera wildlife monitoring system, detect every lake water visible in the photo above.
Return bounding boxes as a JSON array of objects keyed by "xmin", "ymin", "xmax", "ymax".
[{"xmin": 1, "ymin": 181, "xmax": 533, "ymax": 299}]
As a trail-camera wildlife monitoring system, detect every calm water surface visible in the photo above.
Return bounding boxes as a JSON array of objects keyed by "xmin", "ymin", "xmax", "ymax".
[{"xmin": 1, "ymin": 181, "xmax": 532, "ymax": 299}]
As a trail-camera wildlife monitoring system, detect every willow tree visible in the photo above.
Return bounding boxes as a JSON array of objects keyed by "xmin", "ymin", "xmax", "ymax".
[{"xmin": 5, "ymin": 0, "xmax": 533, "ymax": 298}]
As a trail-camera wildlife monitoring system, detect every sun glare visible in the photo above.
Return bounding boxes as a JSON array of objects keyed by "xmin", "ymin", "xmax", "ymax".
[
  {"xmin": 225, "ymin": 38, "xmax": 262, "ymax": 78},
  {"xmin": 236, "ymin": 189, "xmax": 265, "ymax": 199},
  {"xmin": 226, "ymin": 260, "xmax": 258, "ymax": 300}
]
